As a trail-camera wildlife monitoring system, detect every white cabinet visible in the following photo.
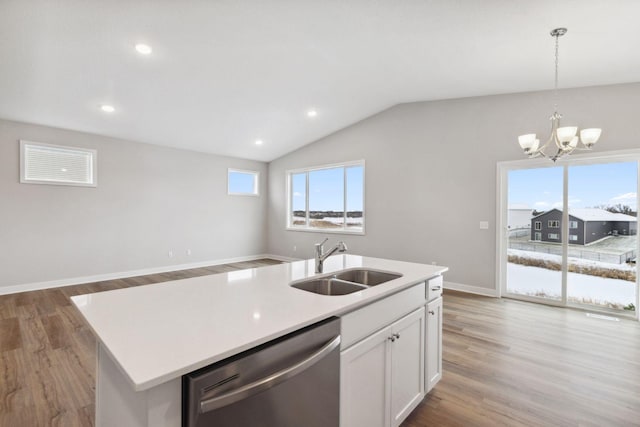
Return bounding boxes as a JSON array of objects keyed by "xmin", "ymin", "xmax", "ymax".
[
  {"xmin": 390, "ymin": 308, "xmax": 425, "ymax": 426},
  {"xmin": 341, "ymin": 307, "xmax": 425, "ymax": 427},
  {"xmin": 426, "ymin": 296, "xmax": 443, "ymax": 392}
]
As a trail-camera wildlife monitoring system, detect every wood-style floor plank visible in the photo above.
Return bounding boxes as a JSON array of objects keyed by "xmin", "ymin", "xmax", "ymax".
[
  {"xmin": 0, "ymin": 258, "xmax": 282, "ymax": 426},
  {"xmin": 2, "ymin": 262, "xmax": 639, "ymax": 426},
  {"xmin": 401, "ymin": 291, "xmax": 640, "ymax": 427}
]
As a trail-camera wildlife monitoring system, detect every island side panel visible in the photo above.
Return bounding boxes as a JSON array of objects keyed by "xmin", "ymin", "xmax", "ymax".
[{"xmin": 96, "ymin": 343, "xmax": 181, "ymax": 427}]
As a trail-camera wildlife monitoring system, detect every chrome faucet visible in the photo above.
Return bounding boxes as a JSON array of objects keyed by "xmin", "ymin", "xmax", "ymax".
[{"xmin": 315, "ymin": 238, "xmax": 348, "ymax": 273}]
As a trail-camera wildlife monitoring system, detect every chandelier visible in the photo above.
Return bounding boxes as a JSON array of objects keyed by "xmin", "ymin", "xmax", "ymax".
[{"xmin": 518, "ymin": 28, "xmax": 601, "ymax": 162}]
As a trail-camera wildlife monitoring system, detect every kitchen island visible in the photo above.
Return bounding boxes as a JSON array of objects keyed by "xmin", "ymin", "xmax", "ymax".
[{"xmin": 72, "ymin": 254, "xmax": 447, "ymax": 427}]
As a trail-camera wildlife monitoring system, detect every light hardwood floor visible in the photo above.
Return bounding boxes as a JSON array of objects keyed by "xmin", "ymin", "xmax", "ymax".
[
  {"xmin": 1, "ymin": 265, "xmax": 639, "ymax": 426},
  {"xmin": 402, "ymin": 291, "xmax": 640, "ymax": 427}
]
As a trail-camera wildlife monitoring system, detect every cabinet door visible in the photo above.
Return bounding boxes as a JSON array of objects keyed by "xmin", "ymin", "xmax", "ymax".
[
  {"xmin": 340, "ymin": 325, "xmax": 391, "ymax": 427},
  {"xmin": 426, "ymin": 297, "xmax": 443, "ymax": 393},
  {"xmin": 390, "ymin": 307, "xmax": 425, "ymax": 427}
]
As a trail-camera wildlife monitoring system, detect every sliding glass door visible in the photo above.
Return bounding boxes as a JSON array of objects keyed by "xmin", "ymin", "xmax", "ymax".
[
  {"xmin": 506, "ymin": 166, "xmax": 563, "ymax": 302},
  {"xmin": 566, "ymin": 162, "xmax": 638, "ymax": 313},
  {"xmin": 501, "ymin": 156, "xmax": 639, "ymax": 317}
]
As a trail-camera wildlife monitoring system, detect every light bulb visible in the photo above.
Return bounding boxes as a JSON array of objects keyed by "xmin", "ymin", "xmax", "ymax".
[
  {"xmin": 580, "ymin": 128, "xmax": 601, "ymax": 146},
  {"xmin": 518, "ymin": 134, "xmax": 537, "ymax": 151},
  {"xmin": 557, "ymin": 126, "xmax": 577, "ymax": 143}
]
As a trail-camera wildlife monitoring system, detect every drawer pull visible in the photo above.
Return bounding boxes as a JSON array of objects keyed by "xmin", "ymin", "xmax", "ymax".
[
  {"xmin": 429, "ymin": 310, "xmax": 435, "ymax": 315},
  {"xmin": 431, "ymin": 286, "xmax": 441, "ymax": 291}
]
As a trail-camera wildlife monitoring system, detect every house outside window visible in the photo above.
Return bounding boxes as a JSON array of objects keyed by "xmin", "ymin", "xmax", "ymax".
[
  {"xmin": 534, "ymin": 232, "xmax": 542, "ymax": 241},
  {"xmin": 548, "ymin": 220, "xmax": 560, "ymax": 228},
  {"xmin": 569, "ymin": 234, "xmax": 578, "ymax": 241},
  {"xmin": 548, "ymin": 233, "xmax": 559, "ymax": 240},
  {"xmin": 569, "ymin": 221, "xmax": 578, "ymax": 229},
  {"xmin": 287, "ymin": 160, "xmax": 364, "ymax": 234},
  {"xmin": 534, "ymin": 221, "xmax": 542, "ymax": 230}
]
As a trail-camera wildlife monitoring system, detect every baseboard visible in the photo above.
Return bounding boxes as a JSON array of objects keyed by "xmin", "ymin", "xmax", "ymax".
[
  {"xmin": 0, "ymin": 253, "xmax": 293, "ymax": 296},
  {"xmin": 444, "ymin": 280, "xmax": 499, "ymax": 297},
  {"xmin": 263, "ymin": 254, "xmax": 302, "ymax": 262}
]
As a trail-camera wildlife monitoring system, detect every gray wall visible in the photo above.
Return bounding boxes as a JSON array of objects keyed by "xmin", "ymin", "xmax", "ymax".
[
  {"xmin": 267, "ymin": 83, "xmax": 640, "ymax": 291},
  {"xmin": 0, "ymin": 119, "xmax": 268, "ymax": 289}
]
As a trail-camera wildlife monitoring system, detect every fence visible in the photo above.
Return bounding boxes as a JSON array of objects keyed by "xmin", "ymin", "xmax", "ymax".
[{"xmin": 509, "ymin": 241, "xmax": 636, "ymax": 264}]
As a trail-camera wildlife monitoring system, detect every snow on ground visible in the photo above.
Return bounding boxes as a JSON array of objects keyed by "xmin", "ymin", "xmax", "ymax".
[
  {"xmin": 507, "ymin": 263, "xmax": 635, "ymax": 307},
  {"xmin": 509, "ymin": 249, "xmax": 636, "ymax": 272}
]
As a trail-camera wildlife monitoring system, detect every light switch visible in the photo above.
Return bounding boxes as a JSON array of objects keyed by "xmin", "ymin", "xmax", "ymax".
[{"xmin": 479, "ymin": 221, "xmax": 489, "ymax": 229}]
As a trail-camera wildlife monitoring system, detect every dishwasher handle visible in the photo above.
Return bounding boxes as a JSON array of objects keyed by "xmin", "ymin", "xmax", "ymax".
[{"xmin": 199, "ymin": 335, "xmax": 341, "ymax": 414}]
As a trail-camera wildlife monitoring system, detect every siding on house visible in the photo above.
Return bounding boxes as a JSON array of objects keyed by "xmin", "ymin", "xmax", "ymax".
[{"xmin": 530, "ymin": 208, "xmax": 637, "ymax": 245}]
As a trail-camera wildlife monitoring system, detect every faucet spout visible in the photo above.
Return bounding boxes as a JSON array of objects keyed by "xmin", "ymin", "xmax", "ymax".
[{"xmin": 315, "ymin": 239, "xmax": 348, "ymax": 273}]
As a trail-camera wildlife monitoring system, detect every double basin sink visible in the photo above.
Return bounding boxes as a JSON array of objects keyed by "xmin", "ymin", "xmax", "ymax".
[{"xmin": 291, "ymin": 268, "xmax": 402, "ymax": 296}]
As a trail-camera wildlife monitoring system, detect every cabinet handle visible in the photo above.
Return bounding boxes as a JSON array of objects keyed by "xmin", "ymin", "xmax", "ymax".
[
  {"xmin": 429, "ymin": 310, "xmax": 435, "ymax": 315},
  {"xmin": 394, "ymin": 333, "xmax": 400, "ymax": 340},
  {"xmin": 388, "ymin": 336, "xmax": 396, "ymax": 342},
  {"xmin": 431, "ymin": 286, "xmax": 441, "ymax": 291}
]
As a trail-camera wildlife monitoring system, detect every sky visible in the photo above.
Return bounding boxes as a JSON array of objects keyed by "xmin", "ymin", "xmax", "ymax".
[
  {"xmin": 292, "ymin": 165, "xmax": 364, "ymax": 211},
  {"xmin": 508, "ymin": 161, "xmax": 638, "ymax": 211}
]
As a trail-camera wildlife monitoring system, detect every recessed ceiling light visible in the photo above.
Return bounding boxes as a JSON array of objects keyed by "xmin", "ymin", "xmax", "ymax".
[
  {"xmin": 307, "ymin": 110, "xmax": 318, "ymax": 117},
  {"xmin": 100, "ymin": 104, "xmax": 115, "ymax": 113},
  {"xmin": 135, "ymin": 43, "xmax": 152, "ymax": 55},
  {"xmin": 255, "ymin": 139, "xmax": 264, "ymax": 145}
]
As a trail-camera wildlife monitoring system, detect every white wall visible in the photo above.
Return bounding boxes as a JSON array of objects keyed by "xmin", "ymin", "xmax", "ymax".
[
  {"xmin": 0, "ymin": 119, "xmax": 268, "ymax": 290},
  {"xmin": 267, "ymin": 83, "xmax": 640, "ymax": 293}
]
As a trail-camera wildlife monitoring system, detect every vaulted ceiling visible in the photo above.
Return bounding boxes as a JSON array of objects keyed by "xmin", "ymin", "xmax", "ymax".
[{"xmin": 1, "ymin": 0, "xmax": 639, "ymax": 161}]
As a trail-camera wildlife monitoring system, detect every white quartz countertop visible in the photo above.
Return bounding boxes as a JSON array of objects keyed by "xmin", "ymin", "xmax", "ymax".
[{"xmin": 71, "ymin": 255, "xmax": 447, "ymax": 391}]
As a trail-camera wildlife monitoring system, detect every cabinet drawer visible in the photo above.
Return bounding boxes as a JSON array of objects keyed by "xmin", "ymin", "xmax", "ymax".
[
  {"xmin": 427, "ymin": 276, "xmax": 443, "ymax": 301},
  {"xmin": 341, "ymin": 282, "xmax": 426, "ymax": 350}
]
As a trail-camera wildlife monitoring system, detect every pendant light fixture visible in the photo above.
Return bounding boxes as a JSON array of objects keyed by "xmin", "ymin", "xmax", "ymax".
[{"xmin": 518, "ymin": 28, "xmax": 602, "ymax": 162}]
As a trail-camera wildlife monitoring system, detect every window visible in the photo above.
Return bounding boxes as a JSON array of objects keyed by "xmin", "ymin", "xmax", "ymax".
[
  {"xmin": 20, "ymin": 140, "xmax": 96, "ymax": 187},
  {"xmin": 534, "ymin": 221, "xmax": 542, "ymax": 230},
  {"xmin": 548, "ymin": 233, "xmax": 559, "ymax": 240},
  {"xmin": 569, "ymin": 221, "xmax": 578, "ymax": 229},
  {"xmin": 287, "ymin": 161, "xmax": 364, "ymax": 233},
  {"xmin": 228, "ymin": 169, "xmax": 259, "ymax": 196},
  {"xmin": 569, "ymin": 234, "xmax": 578, "ymax": 241},
  {"xmin": 548, "ymin": 220, "xmax": 560, "ymax": 228},
  {"xmin": 534, "ymin": 232, "xmax": 542, "ymax": 241}
]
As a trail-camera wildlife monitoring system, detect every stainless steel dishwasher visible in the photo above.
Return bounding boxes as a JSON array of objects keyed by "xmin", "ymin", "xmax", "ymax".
[{"xmin": 182, "ymin": 317, "xmax": 341, "ymax": 427}]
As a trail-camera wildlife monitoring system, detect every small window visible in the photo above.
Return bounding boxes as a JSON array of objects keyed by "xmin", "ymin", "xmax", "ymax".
[
  {"xmin": 287, "ymin": 160, "xmax": 364, "ymax": 234},
  {"xmin": 548, "ymin": 220, "xmax": 560, "ymax": 228},
  {"xmin": 569, "ymin": 234, "xmax": 578, "ymax": 241},
  {"xmin": 534, "ymin": 232, "xmax": 542, "ymax": 241},
  {"xmin": 548, "ymin": 233, "xmax": 559, "ymax": 240},
  {"xmin": 228, "ymin": 169, "xmax": 259, "ymax": 196},
  {"xmin": 20, "ymin": 140, "xmax": 96, "ymax": 187},
  {"xmin": 534, "ymin": 221, "xmax": 542, "ymax": 230},
  {"xmin": 569, "ymin": 221, "xmax": 578, "ymax": 229}
]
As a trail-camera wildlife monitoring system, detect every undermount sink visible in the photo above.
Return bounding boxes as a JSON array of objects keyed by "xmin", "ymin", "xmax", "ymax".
[
  {"xmin": 290, "ymin": 268, "xmax": 403, "ymax": 296},
  {"xmin": 291, "ymin": 278, "xmax": 367, "ymax": 296},
  {"xmin": 333, "ymin": 269, "xmax": 402, "ymax": 286}
]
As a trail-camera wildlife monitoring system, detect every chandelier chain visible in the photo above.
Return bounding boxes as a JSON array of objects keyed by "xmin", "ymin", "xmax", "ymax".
[{"xmin": 554, "ymin": 32, "xmax": 559, "ymax": 114}]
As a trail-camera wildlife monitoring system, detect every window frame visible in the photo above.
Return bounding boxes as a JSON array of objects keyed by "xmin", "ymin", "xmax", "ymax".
[
  {"xmin": 569, "ymin": 220, "xmax": 578, "ymax": 229},
  {"xmin": 19, "ymin": 140, "xmax": 97, "ymax": 187},
  {"xmin": 227, "ymin": 168, "xmax": 260, "ymax": 196},
  {"xmin": 548, "ymin": 220, "xmax": 560, "ymax": 228},
  {"xmin": 534, "ymin": 221, "xmax": 542, "ymax": 230},
  {"xmin": 286, "ymin": 160, "xmax": 365, "ymax": 235},
  {"xmin": 548, "ymin": 233, "xmax": 559, "ymax": 240}
]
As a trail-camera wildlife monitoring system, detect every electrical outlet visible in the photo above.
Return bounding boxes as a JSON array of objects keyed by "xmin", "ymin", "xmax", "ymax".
[
  {"xmin": 293, "ymin": 245, "xmax": 297, "ymax": 252},
  {"xmin": 168, "ymin": 250, "xmax": 173, "ymax": 258},
  {"xmin": 186, "ymin": 249, "xmax": 192, "ymax": 256},
  {"xmin": 431, "ymin": 261, "xmax": 437, "ymax": 265}
]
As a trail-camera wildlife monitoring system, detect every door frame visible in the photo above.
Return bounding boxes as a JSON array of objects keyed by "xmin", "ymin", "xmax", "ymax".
[{"xmin": 497, "ymin": 149, "xmax": 640, "ymax": 320}]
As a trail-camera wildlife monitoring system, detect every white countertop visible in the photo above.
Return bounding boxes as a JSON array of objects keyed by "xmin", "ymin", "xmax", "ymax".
[{"xmin": 71, "ymin": 255, "xmax": 447, "ymax": 391}]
